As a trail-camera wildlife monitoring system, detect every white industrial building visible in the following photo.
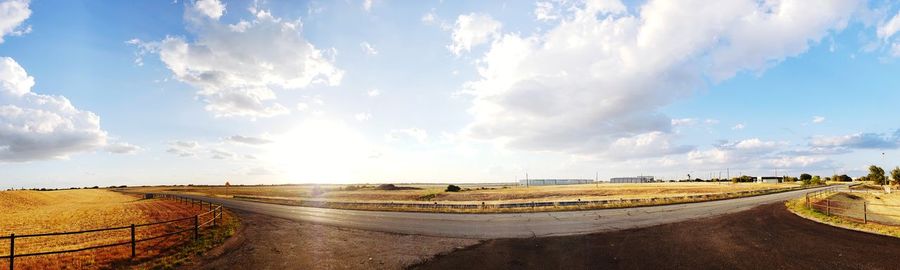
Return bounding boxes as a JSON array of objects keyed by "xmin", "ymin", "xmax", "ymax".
[
  {"xmin": 610, "ymin": 176, "xmax": 655, "ymax": 183},
  {"xmin": 757, "ymin": 176, "xmax": 782, "ymax": 184},
  {"xmin": 518, "ymin": 179, "xmax": 594, "ymax": 186}
]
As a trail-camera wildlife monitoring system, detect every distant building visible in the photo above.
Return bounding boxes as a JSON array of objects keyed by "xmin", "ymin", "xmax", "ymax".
[
  {"xmin": 519, "ymin": 179, "xmax": 594, "ymax": 186},
  {"xmin": 610, "ymin": 176, "xmax": 655, "ymax": 183},
  {"xmin": 758, "ymin": 176, "xmax": 783, "ymax": 184}
]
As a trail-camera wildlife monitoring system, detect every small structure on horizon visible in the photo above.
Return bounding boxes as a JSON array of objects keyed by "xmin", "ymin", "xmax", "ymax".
[
  {"xmin": 518, "ymin": 179, "xmax": 593, "ymax": 186},
  {"xmin": 758, "ymin": 176, "xmax": 783, "ymax": 184},
  {"xmin": 610, "ymin": 176, "xmax": 655, "ymax": 183}
]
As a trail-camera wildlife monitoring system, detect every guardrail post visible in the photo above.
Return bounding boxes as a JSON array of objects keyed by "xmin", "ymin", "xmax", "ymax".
[
  {"xmin": 194, "ymin": 215, "xmax": 200, "ymax": 240},
  {"xmin": 130, "ymin": 224, "xmax": 136, "ymax": 258},
  {"xmin": 9, "ymin": 233, "xmax": 13, "ymax": 270}
]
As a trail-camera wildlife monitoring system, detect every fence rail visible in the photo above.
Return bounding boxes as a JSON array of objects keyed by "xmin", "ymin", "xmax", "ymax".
[
  {"xmin": 233, "ymin": 185, "xmax": 816, "ymax": 212},
  {"xmin": 0, "ymin": 193, "xmax": 224, "ymax": 270},
  {"xmin": 804, "ymin": 184, "xmax": 900, "ymax": 225}
]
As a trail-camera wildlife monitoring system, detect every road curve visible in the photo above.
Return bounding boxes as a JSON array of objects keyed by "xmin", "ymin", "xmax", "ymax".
[{"xmin": 180, "ymin": 185, "xmax": 835, "ymax": 239}]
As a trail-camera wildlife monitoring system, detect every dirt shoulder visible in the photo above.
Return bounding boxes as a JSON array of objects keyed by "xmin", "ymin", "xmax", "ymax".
[
  {"xmin": 411, "ymin": 203, "xmax": 900, "ymax": 270},
  {"xmin": 188, "ymin": 209, "xmax": 479, "ymax": 270}
]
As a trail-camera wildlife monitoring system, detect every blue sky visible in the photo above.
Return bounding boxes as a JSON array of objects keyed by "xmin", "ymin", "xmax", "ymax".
[{"xmin": 2, "ymin": 0, "xmax": 900, "ymax": 188}]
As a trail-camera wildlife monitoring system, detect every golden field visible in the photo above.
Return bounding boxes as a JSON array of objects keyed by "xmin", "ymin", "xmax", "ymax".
[
  {"xmin": 129, "ymin": 182, "xmax": 800, "ymax": 204},
  {"xmin": 0, "ymin": 189, "xmax": 211, "ymax": 269}
]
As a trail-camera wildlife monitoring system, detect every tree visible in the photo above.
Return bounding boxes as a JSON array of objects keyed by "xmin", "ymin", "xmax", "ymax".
[
  {"xmin": 835, "ymin": 174, "xmax": 852, "ymax": 182},
  {"xmin": 445, "ymin": 185, "xmax": 461, "ymax": 192},
  {"xmin": 811, "ymin": 175, "xmax": 823, "ymax": 185},
  {"xmin": 799, "ymin": 174, "xmax": 812, "ymax": 185},
  {"xmin": 868, "ymin": 165, "xmax": 887, "ymax": 185},
  {"xmin": 892, "ymin": 166, "xmax": 900, "ymax": 185}
]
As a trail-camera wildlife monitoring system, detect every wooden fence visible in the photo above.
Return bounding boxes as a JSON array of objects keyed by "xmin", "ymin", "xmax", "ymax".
[
  {"xmin": 0, "ymin": 194, "xmax": 224, "ymax": 270},
  {"xmin": 805, "ymin": 185, "xmax": 900, "ymax": 225}
]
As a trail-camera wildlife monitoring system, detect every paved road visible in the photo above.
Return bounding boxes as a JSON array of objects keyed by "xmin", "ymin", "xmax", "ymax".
[{"xmin": 179, "ymin": 186, "xmax": 835, "ymax": 239}]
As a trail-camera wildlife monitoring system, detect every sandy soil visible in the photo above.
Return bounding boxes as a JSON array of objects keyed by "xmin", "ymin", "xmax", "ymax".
[
  {"xmin": 189, "ymin": 209, "xmax": 479, "ymax": 270},
  {"xmin": 411, "ymin": 203, "xmax": 900, "ymax": 270}
]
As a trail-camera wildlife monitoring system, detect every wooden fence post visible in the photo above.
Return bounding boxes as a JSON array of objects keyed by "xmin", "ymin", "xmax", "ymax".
[
  {"xmin": 194, "ymin": 215, "xmax": 200, "ymax": 240},
  {"xmin": 826, "ymin": 200, "xmax": 830, "ymax": 216},
  {"xmin": 9, "ymin": 233, "xmax": 13, "ymax": 270},
  {"xmin": 806, "ymin": 193, "xmax": 809, "ymax": 208},
  {"xmin": 863, "ymin": 202, "xmax": 867, "ymax": 224},
  {"xmin": 130, "ymin": 224, "xmax": 136, "ymax": 258}
]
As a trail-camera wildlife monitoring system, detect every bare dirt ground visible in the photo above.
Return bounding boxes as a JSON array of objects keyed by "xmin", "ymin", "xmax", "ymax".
[
  {"xmin": 411, "ymin": 203, "xmax": 900, "ymax": 270},
  {"xmin": 188, "ymin": 209, "xmax": 479, "ymax": 270}
]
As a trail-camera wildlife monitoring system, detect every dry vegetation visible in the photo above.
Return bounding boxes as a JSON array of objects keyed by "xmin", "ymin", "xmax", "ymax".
[
  {"xmin": 0, "ymin": 189, "xmax": 224, "ymax": 269},
  {"xmin": 130, "ymin": 182, "xmax": 799, "ymax": 204}
]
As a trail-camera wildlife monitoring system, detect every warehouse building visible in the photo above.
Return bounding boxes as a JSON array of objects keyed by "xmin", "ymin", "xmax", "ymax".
[
  {"xmin": 757, "ymin": 176, "xmax": 782, "ymax": 184},
  {"xmin": 610, "ymin": 176, "xmax": 655, "ymax": 183},
  {"xmin": 518, "ymin": 179, "xmax": 594, "ymax": 186}
]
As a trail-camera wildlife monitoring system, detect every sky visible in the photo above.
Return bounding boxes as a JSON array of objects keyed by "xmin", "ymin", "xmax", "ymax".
[{"xmin": 2, "ymin": 0, "xmax": 900, "ymax": 189}]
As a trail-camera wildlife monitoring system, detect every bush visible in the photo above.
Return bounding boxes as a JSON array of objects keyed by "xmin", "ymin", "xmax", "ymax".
[{"xmin": 445, "ymin": 185, "xmax": 461, "ymax": 192}]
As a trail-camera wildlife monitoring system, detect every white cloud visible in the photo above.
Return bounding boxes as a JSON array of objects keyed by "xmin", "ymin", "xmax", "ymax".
[
  {"xmin": 704, "ymin": 119, "xmax": 720, "ymax": 125},
  {"xmin": 688, "ymin": 138, "xmax": 784, "ymax": 165},
  {"xmin": 366, "ymin": 88, "xmax": 380, "ymax": 97},
  {"xmin": 362, "ymin": 0, "xmax": 373, "ymax": 12},
  {"xmin": 210, "ymin": 148, "xmax": 236, "ymax": 159},
  {"xmin": 194, "ymin": 0, "xmax": 225, "ymax": 20},
  {"xmin": 0, "ymin": 57, "xmax": 109, "ymax": 162},
  {"xmin": 388, "ymin": 128, "xmax": 428, "ymax": 143},
  {"xmin": 878, "ymin": 10, "xmax": 900, "ymax": 42},
  {"xmin": 131, "ymin": 3, "xmax": 343, "ymax": 118},
  {"xmin": 166, "ymin": 140, "xmax": 199, "ymax": 157},
  {"xmin": 462, "ymin": 0, "xmax": 859, "ymax": 158},
  {"xmin": 360, "ymin": 41, "xmax": 378, "ymax": 55},
  {"xmin": 354, "ymin": 112, "xmax": 371, "ymax": 121},
  {"xmin": 421, "ymin": 10, "xmax": 436, "ymax": 24},
  {"xmin": 534, "ymin": 1, "xmax": 559, "ymax": 22},
  {"xmin": 0, "ymin": 0, "xmax": 31, "ymax": 44},
  {"xmin": 105, "ymin": 142, "xmax": 142, "ymax": 154},
  {"xmin": 812, "ymin": 116, "xmax": 826, "ymax": 124},
  {"xmin": 671, "ymin": 118, "xmax": 696, "ymax": 127},
  {"xmin": 810, "ymin": 131, "xmax": 899, "ymax": 149},
  {"xmin": 607, "ymin": 131, "xmax": 693, "ymax": 158},
  {"xmin": 225, "ymin": 135, "xmax": 273, "ymax": 145},
  {"xmin": 732, "ymin": 123, "xmax": 745, "ymax": 130},
  {"xmin": 448, "ymin": 13, "xmax": 502, "ymax": 55}
]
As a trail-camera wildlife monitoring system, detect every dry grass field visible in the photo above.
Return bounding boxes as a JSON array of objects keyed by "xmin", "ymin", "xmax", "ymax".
[
  {"xmin": 130, "ymin": 182, "xmax": 799, "ymax": 204},
  {"xmin": 0, "ymin": 189, "xmax": 213, "ymax": 269},
  {"xmin": 786, "ymin": 184, "xmax": 900, "ymax": 238}
]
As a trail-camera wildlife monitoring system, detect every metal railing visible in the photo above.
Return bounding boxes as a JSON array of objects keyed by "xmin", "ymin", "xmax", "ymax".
[
  {"xmin": 0, "ymin": 194, "xmax": 224, "ymax": 270},
  {"xmin": 804, "ymin": 185, "xmax": 900, "ymax": 225}
]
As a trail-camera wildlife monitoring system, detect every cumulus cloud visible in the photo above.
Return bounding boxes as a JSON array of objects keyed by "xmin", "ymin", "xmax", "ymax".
[
  {"xmin": 105, "ymin": 142, "xmax": 142, "ymax": 154},
  {"xmin": 810, "ymin": 131, "xmax": 899, "ymax": 149},
  {"xmin": 194, "ymin": 0, "xmax": 225, "ymax": 20},
  {"xmin": 362, "ymin": 0, "xmax": 373, "ymax": 12},
  {"xmin": 388, "ymin": 128, "xmax": 428, "ymax": 143},
  {"xmin": 366, "ymin": 88, "xmax": 380, "ymax": 97},
  {"xmin": 448, "ymin": 13, "xmax": 501, "ymax": 55},
  {"xmin": 130, "ymin": 2, "xmax": 343, "ymax": 118},
  {"xmin": 0, "ymin": 0, "xmax": 31, "ymax": 44},
  {"xmin": 732, "ymin": 123, "xmax": 746, "ymax": 130},
  {"xmin": 462, "ymin": 0, "xmax": 860, "ymax": 158},
  {"xmin": 607, "ymin": 131, "xmax": 693, "ymax": 158},
  {"xmin": 166, "ymin": 140, "xmax": 199, "ymax": 157},
  {"xmin": 688, "ymin": 138, "xmax": 784, "ymax": 165},
  {"xmin": 0, "ymin": 57, "xmax": 110, "ymax": 162},
  {"xmin": 225, "ymin": 135, "xmax": 272, "ymax": 145}
]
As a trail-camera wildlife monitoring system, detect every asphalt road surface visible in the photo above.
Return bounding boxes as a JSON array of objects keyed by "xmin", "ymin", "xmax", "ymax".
[{"xmin": 177, "ymin": 185, "xmax": 837, "ymax": 239}]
